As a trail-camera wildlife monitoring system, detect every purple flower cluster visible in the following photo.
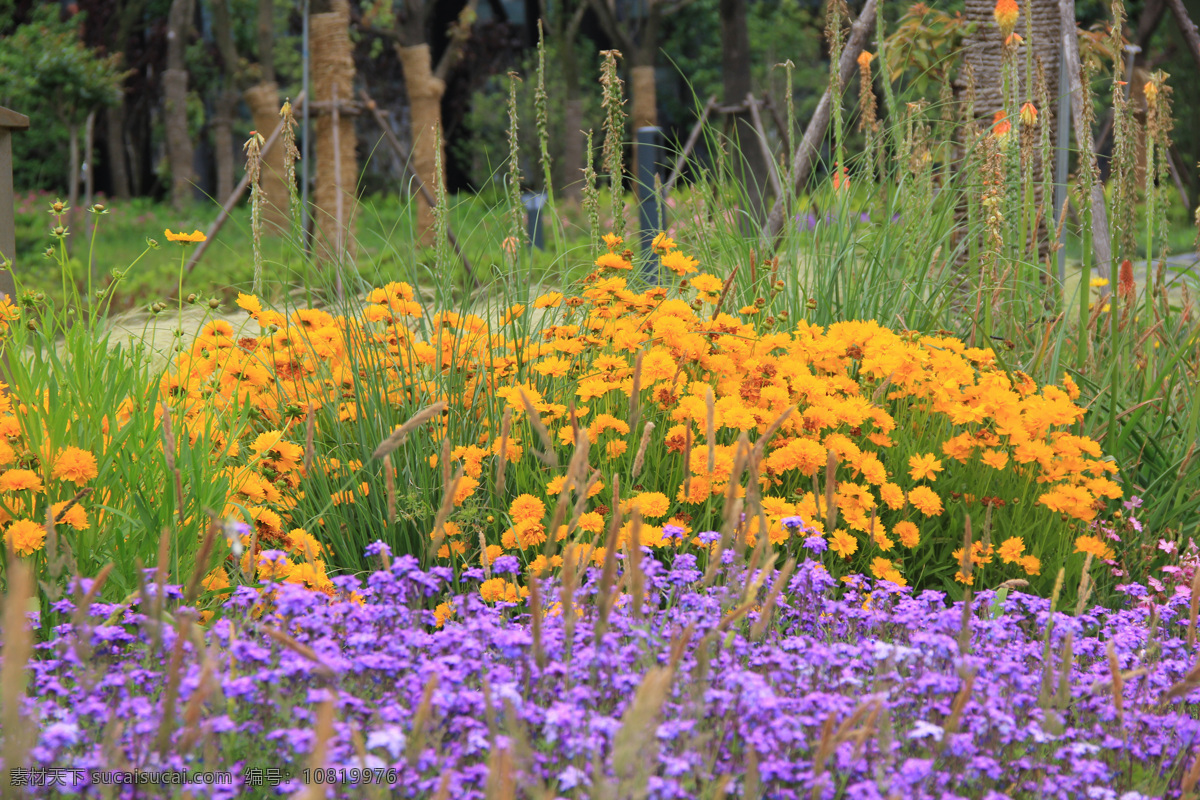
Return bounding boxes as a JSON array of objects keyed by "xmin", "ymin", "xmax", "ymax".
[{"xmin": 7, "ymin": 551, "xmax": 1200, "ymax": 799}]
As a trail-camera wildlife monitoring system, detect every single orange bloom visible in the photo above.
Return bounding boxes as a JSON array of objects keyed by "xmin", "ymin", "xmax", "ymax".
[
  {"xmin": 991, "ymin": 110, "xmax": 1012, "ymax": 139},
  {"xmin": 1019, "ymin": 102, "xmax": 1038, "ymax": 127}
]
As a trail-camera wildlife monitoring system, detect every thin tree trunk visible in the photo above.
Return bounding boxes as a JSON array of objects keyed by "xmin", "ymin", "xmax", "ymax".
[
  {"xmin": 210, "ymin": 0, "xmax": 240, "ymax": 204},
  {"xmin": 558, "ymin": 0, "xmax": 588, "ymax": 202},
  {"xmin": 720, "ymin": 0, "xmax": 768, "ymax": 224},
  {"xmin": 1166, "ymin": 0, "xmax": 1200, "ymax": 74},
  {"xmin": 84, "ymin": 110, "xmax": 95, "ymax": 242},
  {"xmin": 1060, "ymin": 0, "xmax": 1112, "ymax": 278},
  {"xmin": 396, "ymin": 42, "xmax": 445, "ymax": 247},
  {"xmin": 258, "ymin": 0, "xmax": 275, "ymax": 84},
  {"xmin": 105, "ymin": 104, "xmax": 130, "ymax": 199},
  {"xmin": 212, "ymin": 90, "xmax": 238, "ymax": 202},
  {"xmin": 164, "ymin": 0, "xmax": 195, "ymax": 211},
  {"xmin": 68, "ymin": 123, "xmax": 80, "ymax": 228}
]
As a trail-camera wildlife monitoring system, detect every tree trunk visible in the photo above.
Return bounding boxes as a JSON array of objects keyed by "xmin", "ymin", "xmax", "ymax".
[
  {"xmin": 560, "ymin": 3, "xmax": 584, "ymax": 203},
  {"xmin": 396, "ymin": 42, "xmax": 445, "ymax": 247},
  {"xmin": 84, "ymin": 110, "xmax": 96, "ymax": 242},
  {"xmin": 958, "ymin": 0, "xmax": 1060, "ymax": 250},
  {"xmin": 258, "ymin": 0, "xmax": 275, "ymax": 84},
  {"xmin": 244, "ymin": 82, "xmax": 291, "ymax": 232},
  {"xmin": 105, "ymin": 104, "xmax": 131, "ymax": 199},
  {"xmin": 312, "ymin": 0, "xmax": 358, "ymax": 262},
  {"xmin": 210, "ymin": 0, "xmax": 240, "ymax": 204},
  {"xmin": 164, "ymin": 0, "xmax": 196, "ymax": 211},
  {"xmin": 630, "ymin": 62, "xmax": 657, "ymax": 130},
  {"xmin": 211, "ymin": 89, "xmax": 238, "ymax": 202},
  {"xmin": 720, "ymin": 0, "xmax": 768, "ymax": 223},
  {"xmin": 68, "ymin": 123, "xmax": 80, "ymax": 222}
]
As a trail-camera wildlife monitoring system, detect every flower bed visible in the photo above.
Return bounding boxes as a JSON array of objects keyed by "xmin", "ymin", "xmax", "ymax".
[
  {"xmin": 156, "ymin": 237, "xmax": 1119, "ymax": 601},
  {"xmin": 9, "ymin": 547, "xmax": 1200, "ymax": 799}
]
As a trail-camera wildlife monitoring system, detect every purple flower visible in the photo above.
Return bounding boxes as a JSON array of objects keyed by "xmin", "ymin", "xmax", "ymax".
[
  {"xmin": 364, "ymin": 540, "xmax": 393, "ymax": 559},
  {"xmin": 492, "ymin": 556, "xmax": 520, "ymax": 575},
  {"xmin": 804, "ymin": 535, "xmax": 827, "ymax": 553},
  {"xmin": 781, "ymin": 515, "xmax": 806, "ymax": 530}
]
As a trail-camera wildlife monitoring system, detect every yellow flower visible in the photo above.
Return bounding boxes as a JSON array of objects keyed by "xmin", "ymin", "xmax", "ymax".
[
  {"xmin": 52, "ymin": 447, "xmax": 99, "ymax": 485},
  {"xmin": 601, "ymin": 233, "xmax": 624, "ymax": 250},
  {"xmin": 50, "ymin": 501, "xmax": 88, "ymax": 531},
  {"xmin": 870, "ymin": 557, "xmax": 896, "ymax": 579},
  {"xmin": 624, "ymin": 491, "xmax": 670, "ymax": 519},
  {"xmin": 651, "ymin": 233, "xmax": 677, "ymax": 252},
  {"xmin": 661, "ymin": 251, "xmax": 700, "ymax": 276},
  {"xmin": 237, "ymin": 293, "xmax": 263, "ymax": 315},
  {"xmin": 164, "ymin": 228, "xmax": 207, "ymax": 244},
  {"xmin": 893, "ymin": 521, "xmax": 920, "ymax": 548},
  {"xmin": 830, "ymin": 529, "xmax": 858, "ymax": 558},
  {"xmin": 980, "ymin": 449, "xmax": 1009, "ymax": 470},
  {"xmin": 1074, "ymin": 534, "xmax": 1115, "ymax": 560},
  {"xmin": 5, "ymin": 519, "xmax": 45, "ymax": 556},
  {"xmin": 907, "ymin": 486, "xmax": 943, "ymax": 517},
  {"xmin": 997, "ymin": 536, "xmax": 1025, "ymax": 564},
  {"xmin": 433, "ymin": 601, "xmax": 455, "ymax": 627},
  {"xmin": 201, "ymin": 568, "xmax": 230, "ymax": 592},
  {"xmin": 690, "ymin": 274, "xmax": 724, "ymax": 294},
  {"xmin": 510, "ymin": 494, "xmax": 546, "ymax": 525},
  {"xmin": 0, "ymin": 469, "xmax": 43, "ymax": 494},
  {"xmin": 908, "ymin": 453, "xmax": 943, "ymax": 482},
  {"xmin": 595, "ymin": 252, "xmax": 632, "ymax": 271},
  {"xmin": 1089, "ymin": 277, "xmax": 1110, "ymax": 288}
]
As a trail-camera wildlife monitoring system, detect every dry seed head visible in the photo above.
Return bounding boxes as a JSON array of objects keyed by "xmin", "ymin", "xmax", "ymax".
[
  {"xmin": 632, "ymin": 421, "xmax": 655, "ymax": 479},
  {"xmin": 494, "ymin": 407, "xmax": 513, "ymax": 498},
  {"xmin": 372, "ymin": 401, "xmax": 450, "ymax": 460}
]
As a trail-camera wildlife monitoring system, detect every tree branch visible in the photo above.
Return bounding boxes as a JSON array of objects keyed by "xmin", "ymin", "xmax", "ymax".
[
  {"xmin": 1165, "ymin": 0, "xmax": 1200, "ymax": 74},
  {"xmin": 760, "ymin": 0, "xmax": 876, "ymax": 247},
  {"xmin": 587, "ymin": 0, "xmax": 634, "ymax": 53},
  {"xmin": 434, "ymin": 0, "xmax": 480, "ymax": 83}
]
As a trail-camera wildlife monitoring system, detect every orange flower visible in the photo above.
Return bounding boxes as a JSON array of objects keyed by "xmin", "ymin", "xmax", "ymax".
[
  {"xmin": 1019, "ymin": 102, "xmax": 1038, "ymax": 127},
  {"xmin": 5, "ymin": 519, "xmax": 45, "ymax": 556},
  {"xmin": 0, "ymin": 469, "xmax": 43, "ymax": 493},
  {"xmin": 908, "ymin": 453, "xmax": 943, "ymax": 482},
  {"xmin": 164, "ymin": 228, "xmax": 207, "ymax": 244},
  {"xmin": 907, "ymin": 486, "xmax": 943, "ymax": 517},
  {"xmin": 991, "ymin": 110, "xmax": 1012, "ymax": 139},
  {"xmin": 1118, "ymin": 259, "xmax": 1135, "ymax": 302},
  {"xmin": 993, "ymin": 0, "xmax": 1019, "ymax": 39},
  {"xmin": 52, "ymin": 447, "xmax": 98, "ymax": 485}
]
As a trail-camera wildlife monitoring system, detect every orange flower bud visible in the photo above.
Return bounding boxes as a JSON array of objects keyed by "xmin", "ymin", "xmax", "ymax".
[{"xmin": 1020, "ymin": 102, "xmax": 1037, "ymax": 127}]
